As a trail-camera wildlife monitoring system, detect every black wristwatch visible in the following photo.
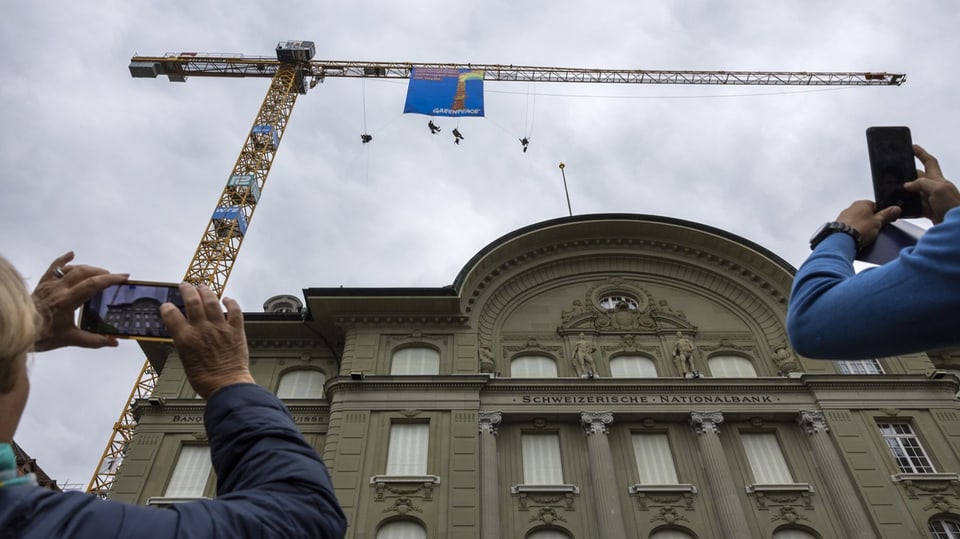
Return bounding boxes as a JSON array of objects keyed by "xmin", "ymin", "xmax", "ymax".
[{"xmin": 810, "ymin": 221, "xmax": 862, "ymax": 251}]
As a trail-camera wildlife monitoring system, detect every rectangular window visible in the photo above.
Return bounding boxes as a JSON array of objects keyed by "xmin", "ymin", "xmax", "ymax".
[
  {"xmin": 522, "ymin": 433, "xmax": 563, "ymax": 484},
  {"xmin": 386, "ymin": 423, "xmax": 429, "ymax": 475},
  {"xmin": 164, "ymin": 445, "xmax": 211, "ymax": 497},
  {"xmin": 836, "ymin": 359, "xmax": 884, "ymax": 374},
  {"xmin": 878, "ymin": 422, "xmax": 936, "ymax": 474},
  {"xmin": 632, "ymin": 433, "xmax": 679, "ymax": 484},
  {"xmin": 741, "ymin": 433, "xmax": 794, "ymax": 484}
]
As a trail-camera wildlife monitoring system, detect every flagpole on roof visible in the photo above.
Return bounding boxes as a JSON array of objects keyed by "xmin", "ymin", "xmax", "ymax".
[{"xmin": 559, "ymin": 162, "xmax": 573, "ymax": 217}]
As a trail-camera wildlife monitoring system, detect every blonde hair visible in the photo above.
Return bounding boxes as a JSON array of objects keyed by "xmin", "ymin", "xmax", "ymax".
[{"xmin": 0, "ymin": 256, "xmax": 39, "ymax": 393}]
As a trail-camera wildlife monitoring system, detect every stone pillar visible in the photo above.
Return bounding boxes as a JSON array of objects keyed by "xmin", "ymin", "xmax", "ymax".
[
  {"xmin": 478, "ymin": 411, "xmax": 502, "ymax": 539},
  {"xmin": 581, "ymin": 411, "xmax": 628, "ymax": 539},
  {"xmin": 798, "ymin": 410, "xmax": 875, "ymax": 538},
  {"xmin": 689, "ymin": 411, "xmax": 751, "ymax": 538}
]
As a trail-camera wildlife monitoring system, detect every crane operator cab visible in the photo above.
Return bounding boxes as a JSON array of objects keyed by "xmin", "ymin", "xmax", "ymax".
[{"xmin": 276, "ymin": 41, "xmax": 316, "ymax": 63}]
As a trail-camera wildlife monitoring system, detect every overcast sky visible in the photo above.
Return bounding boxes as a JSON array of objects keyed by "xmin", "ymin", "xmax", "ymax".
[{"xmin": 3, "ymin": 1, "xmax": 958, "ymax": 488}]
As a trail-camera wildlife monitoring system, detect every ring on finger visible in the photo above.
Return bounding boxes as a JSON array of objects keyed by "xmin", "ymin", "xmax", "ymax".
[{"xmin": 53, "ymin": 266, "xmax": 66, "ymax": 279}]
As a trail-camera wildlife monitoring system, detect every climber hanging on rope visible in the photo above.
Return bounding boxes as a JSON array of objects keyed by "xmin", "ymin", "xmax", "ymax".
[
  {"xmin": 452, "ymin": 128, "xmax": 464, "ymax": 145},
  {"xmin": 360, "ymin": 134, "xmax": 373, "ymax": 144},
  {"xmin": 520, "ymin": 137, "xmax": 530, "ymax": 153},
  {"xmin": 428, "ymin": 120, "xmax": 441, "ymax": 135}
]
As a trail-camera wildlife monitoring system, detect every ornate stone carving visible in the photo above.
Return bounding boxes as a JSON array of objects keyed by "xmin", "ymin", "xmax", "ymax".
[
  {"xmin": 512, "ymin": 485, "xmax": 579, "ymax": 510},
  {"xmin": 529, "ymin": 507, "xmax": 567, "ymax": 524},
  {"xmin": 580, "ymin": 411, "xmax": 614, "ymax": 436},
  {"xmin": 771, "ymin": 343, "xmax": 799, "ymax": 373},
  {"xmin": 771, "ymin": 506, "xmax": 809, "ymax": 524},
  {"xmin": 650, "ymin": 506, "xmax": 689, "ymax": 524},
  {"xmin": 690, "ymin": 411, "xmax": 723, "ymax": 435},
  {"xmin": 400, "ymin": 409, "xmax": 422, "ymax": 418},
  {"xmin": 479, "ymin": 343, "xmax": 496, "ymax": 374},
  {"xmin": 370, "ymin": 475, "xmax": 440, "ymax": 501},
  {"xmin": 382, "ymin": 496, "xmax": 423, "ymax": 515},
  {"xmin": 479, "ymin": 411, "xmax": 502, "ymax": 435},
  {"xmin": 191, "ymin": 432, "xmax": 208, "ymax": 441},
  {"xmin": 797, "ymin": 410, "xmax": 829, "ymax": 435},
  {"xmin": 923, "ymin": 494, "xmax": 960, "ymax": 513},
  {"xmin": 894, "ymin": 473, "xmax": 960, "ymax": 499}
]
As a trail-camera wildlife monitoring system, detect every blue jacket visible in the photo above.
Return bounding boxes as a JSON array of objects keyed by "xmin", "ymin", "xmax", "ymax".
[
  {"xmin": 0, "ymin": 384, "xmax": 347, "ymax": 538},
  {"xmin": 787, "ymin": 207, "xmax": 960, "ymax": 359}
]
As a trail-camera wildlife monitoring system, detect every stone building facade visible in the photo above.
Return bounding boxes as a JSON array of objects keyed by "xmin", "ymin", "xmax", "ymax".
[{"xmin": 112, "ymin": 214, "xmax": 960, "ymax": 538}]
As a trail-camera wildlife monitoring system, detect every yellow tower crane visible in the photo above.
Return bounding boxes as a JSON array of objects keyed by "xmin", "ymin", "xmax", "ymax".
[{"xmin": 86, "ymin": 40, "xmax": 905, "ymax": 497}]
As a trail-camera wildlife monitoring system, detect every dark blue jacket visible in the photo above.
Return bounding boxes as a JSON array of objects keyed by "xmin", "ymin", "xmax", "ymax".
[{"xmin": 0, "ymin": 384, "xmax": 347, "ymax": 538}]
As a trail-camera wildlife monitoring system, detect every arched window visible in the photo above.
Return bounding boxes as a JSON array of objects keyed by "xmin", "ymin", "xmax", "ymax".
[
  {"xmin": 376, "ymin": 520, "xmax": 427, "ymax": 539},
  {"xmin": 276, "ymin": 370, "xmax": 325, "ymax": 398},
  {"xmin": 650, "ymin": 529, "xmax": 695, "ymax": 539},
  {"xmin": 929, "ymin": 517, "xmax": 960, "ymax": 538},
  {"xmin": 610, "ymin": 355, "xmax": 657, "ymax": 378},
  {"xmin": 391, "ymin": 347, "xmax": 440, "ymax": 375},
  {"xmin": 772, "ymin": 529, "xmax": 818, "ymax": 539},
  {"xmin": 708, "ymin": 355, "xmax": 757, "ymax": 377},
  {"xmin": 511, "ymin": 355, "xmax": 558, "ymax": 378},
  {"xmin": 527, "ymin": 529, "xmax": 572, "ymax": 539}
]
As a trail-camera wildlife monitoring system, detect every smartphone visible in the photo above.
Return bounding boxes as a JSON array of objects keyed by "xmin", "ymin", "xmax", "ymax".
[
  {"xmin": 79, "ymin": 281, "xmax": 184, "ymax": 342},
  {"xmin": 866, "ymin": 126, "xmax": 923, "ymax": 218}
]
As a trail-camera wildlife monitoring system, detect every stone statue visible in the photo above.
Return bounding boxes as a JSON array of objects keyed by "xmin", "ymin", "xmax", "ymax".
[
  {"xmin": 673, "ymin": 331, "xmax": 697, "ymax": 377},
  {"xmin": 572, "ymin": 333, "xmax": 597, "ymax": 378}
]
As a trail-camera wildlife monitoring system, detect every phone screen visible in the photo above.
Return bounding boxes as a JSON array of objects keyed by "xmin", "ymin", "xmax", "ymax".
[
  {"xmin": 866, "ymin": 126, "xmax": 922, "ymax": 217},
  {"xmin": 79, "ymin": 281, "xmax": 184, "ymax": 342}
]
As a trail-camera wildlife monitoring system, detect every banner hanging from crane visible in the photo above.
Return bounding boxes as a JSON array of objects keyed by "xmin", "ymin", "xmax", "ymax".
[{"xmin": 403, "ymin": 67, "xmax": 485, "ymax": 117}]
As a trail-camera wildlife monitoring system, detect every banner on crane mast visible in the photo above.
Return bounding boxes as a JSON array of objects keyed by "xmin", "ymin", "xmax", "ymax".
[{"xmin": 403, "ymin": 67, "xmax": 485, "ymax": 117}]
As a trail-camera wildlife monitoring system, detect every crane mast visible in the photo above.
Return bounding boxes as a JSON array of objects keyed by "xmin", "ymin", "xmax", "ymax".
[{"xmin": 89, "ymin": 40, "xmax": 905, "ymax": 498}]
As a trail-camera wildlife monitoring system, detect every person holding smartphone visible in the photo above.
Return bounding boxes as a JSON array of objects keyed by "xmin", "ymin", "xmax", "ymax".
[
  {"xmin": 787, "ymin": 144, "xmax": 960, "ymax": 359},
  {"xmin": 0, "ymin": 252, "xmax": 347, "ymax": 538}
]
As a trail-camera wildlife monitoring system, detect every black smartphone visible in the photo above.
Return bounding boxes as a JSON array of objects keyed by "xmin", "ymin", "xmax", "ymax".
[
  {"xmin": 79, "ymin": 281, "xmax": 184, "ymax": 342},
  {"xmin": 866, "ymin": 126, "xmax": 923, "ymax": 218}
]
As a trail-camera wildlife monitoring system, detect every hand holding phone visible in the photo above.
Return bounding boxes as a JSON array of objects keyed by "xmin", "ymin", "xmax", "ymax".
[
  {"xmin": 866, "ymin": 126, "xmax": 923, "ymax": 218},
  {"xmin": 79, "ymin": 281, "xmax": 185, "ymax": 342}
]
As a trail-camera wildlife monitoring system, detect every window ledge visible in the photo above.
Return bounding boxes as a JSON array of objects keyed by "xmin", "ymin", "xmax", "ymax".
[
  {"xmin": 369, "ymin": 474, "xmax": 441, "ymax": 485},
  {"xmin": 892, "ymin": 472, "xmax": 960, "ymax": 483},
  {"xmin": 629, "ymin": 484, "xmax": 697, "ymax": 495},
  {"xmin": 745, "ymin": 483, "xmax": 814, "ymax": 494},
  {"xmin": 511, "ymin": 484, "xmax": 580, "ymax": 495},
  {"xmin": 892, "ymin": 472, "xmax": 960, "ymax": 499},
  {"xmin": 369, "ymin": 475, "xmax": 441, "ymax": 501},
  {"xmin": 146, "ymin": 496, "xmax": 210, "ymax": 507}
]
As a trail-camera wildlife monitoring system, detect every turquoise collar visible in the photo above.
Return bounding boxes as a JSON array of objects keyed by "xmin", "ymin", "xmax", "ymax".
[{"xmin": 0, "ymin": 443, "xmax": 38, "ymax": 488}]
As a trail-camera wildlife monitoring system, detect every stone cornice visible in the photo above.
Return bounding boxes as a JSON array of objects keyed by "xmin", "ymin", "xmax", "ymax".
[
  {"xmin": 323, "ymin": 374, "xmax": 959, "ymax": 395},
  {"xmin": 333, "ymin": 315, "xmax": 470, "ymax": 328}
]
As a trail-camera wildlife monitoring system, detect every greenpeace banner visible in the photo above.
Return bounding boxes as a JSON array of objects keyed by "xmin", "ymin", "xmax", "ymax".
[{"xmin": 403, "ymin": 67, "xmax": 485, "ymax": 117}]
